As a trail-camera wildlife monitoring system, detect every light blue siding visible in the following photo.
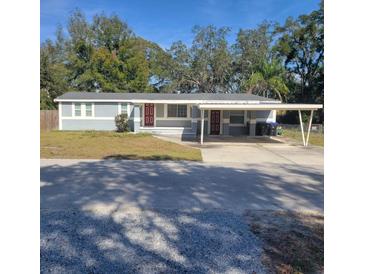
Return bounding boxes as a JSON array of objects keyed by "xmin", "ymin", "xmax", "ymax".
[
  {"xmin": 222, "ymin": 123, "xmax": 229, "ymax": 135},
  {"xmin": 61, "ymin": 103, "xmax": 72, "ymax": 117},
  {"xmin": 155, "ymin": 120, "xmax": 191, "ymax": 127},
  {"xmin": 62, "ymin": 119, "xmax": 116, "ymax": 130},
  {"xmin": 94, "ymin": 103, "xmax": 118, "ymax": 117},
  {"xmin": 192, "ymin": 121, "xmax": 198, "ymax": 134},
  {"xmin": 192, "ymin": 106, "xmax": 200, "ymax": 118},
  {"xmin": 197, "ymin": 120, "xmax": 208, "ymax": 134},
  {"xmin": 229, "ymin": 126, "xmax": 247, "ymax": 136}
]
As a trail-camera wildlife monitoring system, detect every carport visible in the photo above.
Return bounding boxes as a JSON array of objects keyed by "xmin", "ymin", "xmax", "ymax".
[{"xmin": 198, "ymin": 103, "xmax": 323, "ymax": 146}]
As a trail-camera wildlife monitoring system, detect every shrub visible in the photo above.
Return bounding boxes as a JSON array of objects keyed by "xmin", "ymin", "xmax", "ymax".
[{"xmin": 115, "ymin": 113, "xmax": 129, "ymax": 132}]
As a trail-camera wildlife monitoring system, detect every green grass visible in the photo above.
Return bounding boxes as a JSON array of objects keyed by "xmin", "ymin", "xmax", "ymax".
[
  {"xmin": 41, "ymin": 131, "xmax": 202, "ymax": 161},
  {"xmin": 279, "ymin": 128, "xmax": 324, "ymax": 147}
]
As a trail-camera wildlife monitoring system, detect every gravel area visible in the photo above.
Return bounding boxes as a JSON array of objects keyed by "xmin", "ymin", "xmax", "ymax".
[{"xmin": 41, "ymin": 208, "xmax": 267, "ymax": 274}]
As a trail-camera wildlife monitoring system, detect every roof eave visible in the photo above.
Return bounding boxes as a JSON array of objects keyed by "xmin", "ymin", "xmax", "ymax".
[{"xmin": 54, "ymin": 99, "xmax": 281, "ymax": 104}]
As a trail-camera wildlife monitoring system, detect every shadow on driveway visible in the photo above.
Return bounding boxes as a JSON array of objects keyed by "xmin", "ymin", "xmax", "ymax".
[{"xmin": 40, "ymin": 160, "xmax": 323, "ymax": 273}]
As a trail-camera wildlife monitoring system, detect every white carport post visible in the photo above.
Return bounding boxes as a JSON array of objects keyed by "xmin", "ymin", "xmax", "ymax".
[
  {"xmin": 305, "ymin": 110, "xmax": 314, "ymax": 147},
  {"xmin": 200, "ymin": 109, "xmax": 205, "ymax": 144},
  {"xmin": 298, "ymin": 110, "xmax": 306, "ymax": 146},
  {"xmin": 298, "ymin": 109, "xmax": 315, "ymax": 147}
]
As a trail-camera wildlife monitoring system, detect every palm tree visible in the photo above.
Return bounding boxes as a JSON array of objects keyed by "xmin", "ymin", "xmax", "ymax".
[{"xmin": 244, "ymin": 59, "xmax": 289, "ymax": 101}]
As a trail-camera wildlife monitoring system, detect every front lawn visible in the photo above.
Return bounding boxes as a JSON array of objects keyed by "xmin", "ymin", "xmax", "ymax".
[
  {"xmin": 41, "ymin": 131, "xmax": 202, "ymax": 161},
  {"xmin": 279, "ymin": 128, "xmax": 324, "ymax": 147}
]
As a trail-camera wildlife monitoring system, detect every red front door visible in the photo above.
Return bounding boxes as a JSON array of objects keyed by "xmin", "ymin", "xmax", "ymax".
[
  {"xmin": 144, "ymin": 104, "xmax": 154, "ymax": 127},
  {"xmin": 210, "ymin": 110, "xmax": 220, "ymax": 135}
]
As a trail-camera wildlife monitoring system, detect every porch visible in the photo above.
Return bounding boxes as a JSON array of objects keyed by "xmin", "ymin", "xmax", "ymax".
[{"xmin": 198, "ymin": 103, "xmax": 323, "ymax": 146}]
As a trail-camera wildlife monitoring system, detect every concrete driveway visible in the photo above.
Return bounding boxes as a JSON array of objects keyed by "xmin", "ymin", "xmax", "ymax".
[
  {"xmin": 40, "ymin": 142, "xmax": 323, "ymax": 273},
  {"xmin": 200, "ymin": 141, "xmax": 323, "ymax": 167}
]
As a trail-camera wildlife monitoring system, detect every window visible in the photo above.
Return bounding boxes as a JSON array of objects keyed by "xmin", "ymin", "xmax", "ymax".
[
  {"xmin": 167, "ymin": 104, "xmax": 187, "ymax": 118},
  {"xmin": 121, "ymin": 104, "xmax": 128, "ymax": 114},
  {"xmin": 230, "ymin": 111, "xmax": 245, "ymax": 124},
  {"xmin": 74, "ymin": 103, "xmax": 81, "ymax": 116},
  {"xmin": 230, "ymin": 115, "xmax": 244, "ymax": 124},
  {"xmin": 85, "ymin": 103, "xmax": 92, "ymax": 117},
  {"xmin": 74, "ymin": 103, "xmax": 94, "ymax": 117}
]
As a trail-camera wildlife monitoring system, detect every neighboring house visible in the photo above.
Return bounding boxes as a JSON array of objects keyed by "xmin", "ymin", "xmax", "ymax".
[{"xmin": 55, "ymin": 92, "xmax": 322, "ymax": 145}]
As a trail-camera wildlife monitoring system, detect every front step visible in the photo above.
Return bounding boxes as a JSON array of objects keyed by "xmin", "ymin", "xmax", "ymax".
[{"xmin": 139, "ymin": 127, "xmax": 196, "ymax": 138}]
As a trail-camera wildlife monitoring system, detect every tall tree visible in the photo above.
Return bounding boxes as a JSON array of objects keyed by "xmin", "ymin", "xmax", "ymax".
[
  {"xmin": 166, "ymin": 25, "xmax": 232, "ymax": 93},
  {"xmin": 233, "ymin": 22, "xmax": 273, "ymax": 91},
  {"xmin": 143, "ymin": 41, "xmax": 175, "ymax": 92},
  {"xmin": 273, "ymin": 1, "xmax": 324, "ymax": 104},
  {"xmin": 65, "ymin": 10, "xmax": 151, "ymax": 93},
  {"xmin": 40, "ymin": 38, "xmax": 69, "ymax": 109},
  {"xmin": 244, "ymin": 59, "xmax": 289, "ymax": 101},
  {"xmin": 119, "ymin": 38, "xmax": 153, "ymax": 92},
  {"xmin": 40, "ymin": 5, "xmax": 324, "ymax": 120},
  {"xmin": 92, "ymin": 13, "xmax": 132, "ymax": 52},
  {"xmin": 67, "ymin": 9, "xmax": 92, "ymax": 45}
]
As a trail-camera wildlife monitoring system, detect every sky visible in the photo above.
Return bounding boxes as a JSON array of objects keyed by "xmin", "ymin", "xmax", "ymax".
[{"xmin": 41, "ymin": 0, "xmax": 320, "ymax": 49}]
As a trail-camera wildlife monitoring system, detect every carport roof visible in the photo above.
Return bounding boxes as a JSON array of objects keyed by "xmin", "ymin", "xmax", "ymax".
[{"xmin": 198, "ymin": 103, "xmax": 323, "ymax": 110}]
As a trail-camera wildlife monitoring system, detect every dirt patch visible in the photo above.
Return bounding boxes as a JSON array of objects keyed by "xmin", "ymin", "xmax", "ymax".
[{"xmin": 244, "ymin": 210, "xmax": 323, "ymax": 274}]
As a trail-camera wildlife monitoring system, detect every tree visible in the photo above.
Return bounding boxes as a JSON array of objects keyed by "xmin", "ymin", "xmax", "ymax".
[
  {"xmin": 143, "ymin": 40, "xmax": 175, "ymax": 92},
  {"xmin": 92, "ymin": 13, "xmax": 132, "ymax": 52},
  {"xmin": 273, "ymin": 1, "xmax": 324, "ymax": 104},
  {"xmin": 119, "ymin": 38, "xmax": 153, "ymax": 92},
  {"xmin": 244, "ymin": 59, "xmax": 289, "ymax": 101},
  {"xmin": 66, "ymin": 39, "xmax": 95, "ymax": 91},
  {"xmin": 166, "ymin": 25, "xmax": 232, "ymax": 93},
  {"xmin": 67, "ymin": 9, "xmax": 92, "ymax": 45},
  {"xmin": 40, "ymin": 89, "xmax": 55, "ymax": 110},
  {"xmin": 40, "ymin": 38, "xmax": 69, "ymax": 109},
  {"xmin": 40, "ymin": 6, "xmax": 324, "ymax": 123},
  {"xmin": 64, "ymin": 10, "xmax": 152, "ymax": 93},
  {"xmin": 233, "ymin": 22, "xmax": 273, "ymax": 91}
]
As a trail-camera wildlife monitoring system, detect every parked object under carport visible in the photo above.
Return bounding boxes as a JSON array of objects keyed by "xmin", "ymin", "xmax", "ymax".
[
  {"xmin": 256, "ymin": 122, "xmax": 267, "ymax": 136},
  {"xmin": 256, "ymin": 122, "xmax": 278, "ymax": 136},
  {"xmin": 268, "ymin": 122, "xmax": 278, "ymax": 136}
]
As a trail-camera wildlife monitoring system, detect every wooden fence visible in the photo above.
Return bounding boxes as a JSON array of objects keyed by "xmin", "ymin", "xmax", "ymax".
[{"xmin": 40, "ymin": 110, "xmax": 59, "ymax": 131}]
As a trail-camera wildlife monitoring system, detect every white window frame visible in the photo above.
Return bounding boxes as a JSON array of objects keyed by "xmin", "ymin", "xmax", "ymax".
[
  {"xmin": 120, "ymin": 103, "xmax": 128, "ymax": 114},
  {"xmin": 166, "ymin": 104, "xmax": 189, "ymax": 119},
  {"xmin": 229, "ymin": 111, "xmax": 245, "ymax": 127},
  {"xmin": 85, "ymin": 103, "xmax": 93, "ymax": 117},
  {"xmin": 74, "ymin": 103, "xmax": 82, "ymax": 117},
  {"xmin": 72, "ymin": 103, "xmax": 94, "ymax": 117},
  {"xmin": 118, "ymin": 103, "xmax": 130, "ymax": 116}
]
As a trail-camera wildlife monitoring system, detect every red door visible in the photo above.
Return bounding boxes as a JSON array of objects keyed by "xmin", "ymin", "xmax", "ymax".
[
  {"xmin": 210, "ymin": 110, "xmax": 220, "ymax": 135},
  {"xmin": 144, "ymin": 104, "xmax": 154, "ymax": 127}
]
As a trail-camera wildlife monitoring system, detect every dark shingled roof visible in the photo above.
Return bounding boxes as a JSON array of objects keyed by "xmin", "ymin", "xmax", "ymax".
[{"xmin": 56, "ymin": 92, "xmax": 278, "ymax": 101}]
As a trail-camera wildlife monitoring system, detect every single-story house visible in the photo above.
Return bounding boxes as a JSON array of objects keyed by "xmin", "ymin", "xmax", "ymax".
[{"xmin": 55, "ymin": 92, "xmax": 322, "ymax": 146}]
